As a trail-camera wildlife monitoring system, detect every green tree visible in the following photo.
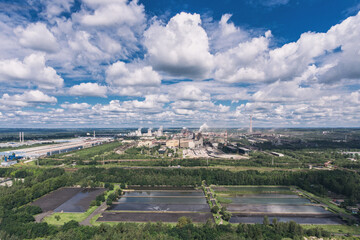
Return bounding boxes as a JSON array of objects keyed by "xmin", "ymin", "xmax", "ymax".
[
  {"xmin": 106, "ymin": 198, "xmax": 113, "ymax": 206},
  {"xmin": 177, "ymin": 216, "xmax": 192, "ymax": 228},
  {"xmin": 263, "ymin": 215, "xmax": 269, "ymax": 226},
  {"xmin": 211, "ymin": 205, "xmax": 219, "ymax": 214}
]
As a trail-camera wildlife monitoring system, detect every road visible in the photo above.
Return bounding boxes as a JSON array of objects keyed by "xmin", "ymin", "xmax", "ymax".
[
  {"xmin": 80, "ymin": 202, "xmax": 107, "ymax": 226},
  {"xmin": 34, "ymin": 211, "xmax": 53, "ymax": 223}
]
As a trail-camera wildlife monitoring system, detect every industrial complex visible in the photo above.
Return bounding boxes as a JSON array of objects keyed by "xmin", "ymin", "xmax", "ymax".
[{"xmin": 0, "ymin": 135, "xmax": 112, "ymax": 166}]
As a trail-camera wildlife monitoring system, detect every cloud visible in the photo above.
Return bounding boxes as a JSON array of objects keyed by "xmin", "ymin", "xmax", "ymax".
[
  {"xmin": 144, "ymin": 12, "xmax": 214, "ymax": 79},
  {"xmin": 252, "ymin": 80, "xmax": 322, "ymax": 102},
  {"xmin": 213, "ymin": 11, "xmax": 360, "ymax": 85},
  {"xmin": 262, "ymin": 0, "xmax": 290, "ymax": 6},
  {"xmin": 68, "ymin": 82, "xmax": 107, "ymax": 97},
  {"xmin": 122, "ymin": 94, "xmax": 169, "ymax": 113},
  {"xmin": 174, "ymin": 85, "xmax": 211, "ymax": 101},
  {"xmin": 0, "ymin": 90, "xmax": 57, "ymax": 107},
  {"xmin": 106, "ymin": 61, "xmax": 161, "ymax": 86},
  {"xmin": 208, "ymin": 14, "xmax": 249, "ymax": 52},
  {"xmin": 0, "ymin": 53, "xmax": 64, "ymax": 89},
  {"xmin": 248, "ymin": 0, "xmax": 290, "ymax": 7},
  {"xmin": 97, "ymin": 100, "xmax": 127, "ymax": 112},
  {"xmin": 61, "ymin": 102, "xmax": 91, "ymax": 110},
  {"xmin": 14, "ymin": 22, "xmax": 59, "ymax": 52},
  {"xmin": 78, "ymin": 0, "xmax": 145, "ymax": 27},
  {"xmin": 214, "ymin": 31, "xmax": 271, "ymax": 83},
  {"xmin": 40, "ymin": 0, "xmax": 74, "ymax": 19},
  {"xmin": 174, "ymin": 108, "xmax": 196, "ymax": 115}
]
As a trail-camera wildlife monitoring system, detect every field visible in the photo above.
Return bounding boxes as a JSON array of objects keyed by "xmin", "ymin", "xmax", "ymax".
[
  {"xmin": 97, "ymin": 187, "xmax": 213, "ymax": 223},
  {"xmin": 302, "ymin": 224, "xmax": 360, "ymax": 235},
  {"xmin": 43, "ymin": 206, "xmax": 98, "ymax": 225},
  {"xmin": 31, "ymin": 187, "xmax": 105, "ymax": 213}
]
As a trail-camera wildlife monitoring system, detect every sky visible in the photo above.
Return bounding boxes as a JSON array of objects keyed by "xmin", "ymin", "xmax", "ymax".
[{"xmin": 0, "ymin": 0, "xmax": 360, "ymax": 128}]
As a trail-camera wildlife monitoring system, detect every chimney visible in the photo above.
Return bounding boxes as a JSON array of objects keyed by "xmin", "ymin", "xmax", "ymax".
[{"xmin": 249, "ymin": 115, "xmax": 253, "ymax": 133}]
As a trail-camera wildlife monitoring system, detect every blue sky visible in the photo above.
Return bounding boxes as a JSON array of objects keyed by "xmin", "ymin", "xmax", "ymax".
[{"xmin": 0, "ymin": 0, "xmax": 359, "ymax": 128}]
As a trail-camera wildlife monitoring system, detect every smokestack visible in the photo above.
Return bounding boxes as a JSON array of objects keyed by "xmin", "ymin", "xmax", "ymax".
[
  {"xmin": 249, "ymin": 115, "xmax": 253, "ymax": 133},
  {"xmin": 19, "ymin": 132, "xmax": 22, "ymax": 143},
  {"xmin": 93, "ymin": 130, "xmax": 96, "ymax": 138},
  {"xmin": 22, "ymin": 132, "xmax": 24, "ymax": 142}
]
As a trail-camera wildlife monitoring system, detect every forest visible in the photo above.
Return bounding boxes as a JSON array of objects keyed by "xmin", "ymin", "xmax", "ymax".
[{"xmin": 0, "ymin": 167, "xmax": 359, "ymax": 239}]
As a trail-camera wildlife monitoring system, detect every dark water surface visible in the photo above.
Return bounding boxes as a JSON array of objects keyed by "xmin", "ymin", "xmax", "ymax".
[
  {"xmin": 109, "ymin": 203, "xmax": 210, "ymax": 212},
  {"xmin": 117, "ymin": 196, "xmax": 207, "ymax": 205},
  {"xmin": 123, "ymin": 191, "xmax": 204, "ymax": 197},
  {"xmin": 229, "ymin": 216, "xmax": 343, "ymax": 225}
]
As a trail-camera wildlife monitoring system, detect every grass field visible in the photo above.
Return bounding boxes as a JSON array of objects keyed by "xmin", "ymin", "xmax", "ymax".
[
  {"xmin": 295, "ymin": 187, "xmax": 350, "ymax": 216},
  {"xmin": 302, "ymin": 224, "xmax": 360, "ymax": 235},
  {"xmin": 43, "ymin": 206, "xmax": 98, "ymax": 225},
  {"xmin": 54, "ymin": 141, "xmax": 123, "ymax": 161}
]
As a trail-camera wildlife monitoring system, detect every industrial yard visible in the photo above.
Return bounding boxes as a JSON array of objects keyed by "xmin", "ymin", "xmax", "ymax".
[{"xmin": 0, "ymin": 136, "xmax": 113, "ymax": 164}]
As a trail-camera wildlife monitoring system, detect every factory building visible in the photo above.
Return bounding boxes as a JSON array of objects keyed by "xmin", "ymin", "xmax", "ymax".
[
  {"xmin": 180, "ymin": 139, "xmax": 195, "ymax": 148},
  {"xmin": 270, "ymin": 152, "xmax": 284, "ymax": 157},
  {"xmin": 1, "ymin": 160, "xmax": 18, "ymax": 167},
  {"xmin": 166, "ymin": 139, "xmax": 180, "ymax": 148},
  {"xmin": 239, "ymin": 147, "xmax": 251, "ymax": 155}
]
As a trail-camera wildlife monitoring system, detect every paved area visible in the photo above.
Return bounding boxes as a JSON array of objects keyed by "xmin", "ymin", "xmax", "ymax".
[
  {"xmin": 34, "ymin": 211, "xmax": 53, "ymax": 223},
  {"xmin": 80, "ymin": 202, "xmax": 107, "ymax": 226}
]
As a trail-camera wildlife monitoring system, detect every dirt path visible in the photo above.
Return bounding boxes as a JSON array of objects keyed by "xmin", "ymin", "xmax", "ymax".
[
  {"xmin": 34, "ymin": 211, "xmax": 53, "ymax": 223},
  {"xmin": 80, "ymin": 202, "xmax": 107, "ymax": 226}
]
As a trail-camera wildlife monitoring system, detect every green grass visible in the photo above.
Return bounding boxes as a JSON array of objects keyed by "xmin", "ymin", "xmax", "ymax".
[
  {"xmin": 216, "ymin": 196, "xmax": 232, "ymax": 204},
  {"xmin": 302, "ymin": 224, "xmax": 360, "ymax": 235},
  {"xmin": 89, "ymin": 213, "xmax": 103, "ymax": 226},
  {"xmin": 43, "ymin": 206, "xmax": 97, "ymax": 226},
  {"xmin": 295, "ymin": 187, "xmax": 350, "ymax": 216},
  {"xmin": 53, "ymin": 141, "xmax": 123, "ymax": 161},
  {"xmin": 213, "ymin": 185, "xmax": 295, "ymax": 196}
]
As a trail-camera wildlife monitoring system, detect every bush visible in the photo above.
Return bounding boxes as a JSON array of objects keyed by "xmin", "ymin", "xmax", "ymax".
[
  {"xmin": 62, "ymin": 220, "xmax": 79, "ymax": 231},
  {"xmin": 90, "ymin": 200, "xmax": 97, "ymax": 207},
  {"xmin": 211, "ymin": 206, "xmax": 219, "ymax": 214},
  {"xmin": 96, "ymin": 194, "xmax": 105, "ymax": 202}
]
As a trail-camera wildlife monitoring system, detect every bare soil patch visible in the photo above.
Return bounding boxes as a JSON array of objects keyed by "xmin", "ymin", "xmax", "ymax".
[{"xmin": 31, "ymin": 187, "xmax": 82, "ymax": 212}]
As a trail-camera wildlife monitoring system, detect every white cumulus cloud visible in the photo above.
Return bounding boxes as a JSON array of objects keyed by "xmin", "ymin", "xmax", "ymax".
[
  {"xmin": 106, "ymin": 61, "xmax": 161, "ymax": 86},
  {"xmin": 14, "ymin": 22, "xmax": 59, "ymax": 53},
  {"xmin": 61, "ymin": 102, "xmax": 91, "ymax": 110},
  {"xmin": 144, "ymin": 12, "xmax": 214, "ymax": 79},
  {"xmin": 68, "ymin": 82, "xmax": 107, "ymax": 97},
  {"xmin": 0, "ymin": 90, "xmax": 57, "ymax": 107},
  {"xmin": 0, "ymin": 53, "xmax": 63, "ymax": 89}
]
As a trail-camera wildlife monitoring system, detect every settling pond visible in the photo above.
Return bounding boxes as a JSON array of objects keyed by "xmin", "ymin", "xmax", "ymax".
[
  {"xmin": 101, "ymin": 189, "xmax": 212, "ymax": 223},
  {"xmin": 215, "ymin": 186, "xmax": 343, "ymax": 225}
]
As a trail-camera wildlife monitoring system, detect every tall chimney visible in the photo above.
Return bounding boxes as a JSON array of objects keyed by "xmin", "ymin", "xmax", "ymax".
[
  {"xmin": 22, "ymin": 132, "xmax": 24, "ymax": 142},
  {"xmin": 19, "ymin": 132, "xmax": 22, "ymax": 142},
  {"xmin": 249, "ymin": 115, "xmax": 253, "ymax": 134}
]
